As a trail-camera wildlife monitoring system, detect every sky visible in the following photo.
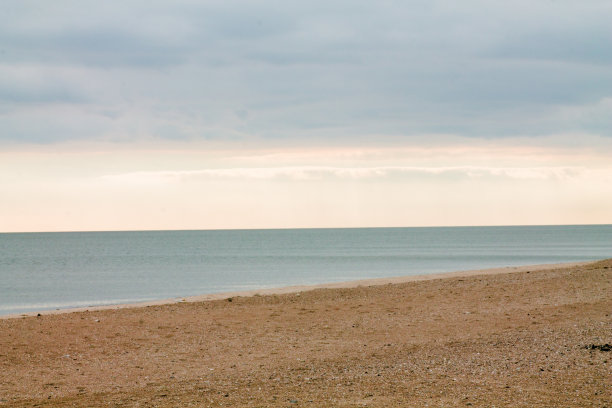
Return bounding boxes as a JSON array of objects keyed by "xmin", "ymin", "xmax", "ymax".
[{"xmin": 1, "ymin": 0, "xmax": 611, "ymax": 232}]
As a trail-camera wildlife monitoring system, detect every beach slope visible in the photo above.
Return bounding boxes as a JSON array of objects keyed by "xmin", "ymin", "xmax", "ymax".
[{"xmin": 1, "ymin": 260, "xmax": 610, "ymax": 407}]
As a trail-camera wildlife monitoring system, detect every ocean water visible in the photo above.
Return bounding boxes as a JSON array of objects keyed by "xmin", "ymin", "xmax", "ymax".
[{"xmin": 0, "ymin": 225, "xmax": 610, "ymax": 316}]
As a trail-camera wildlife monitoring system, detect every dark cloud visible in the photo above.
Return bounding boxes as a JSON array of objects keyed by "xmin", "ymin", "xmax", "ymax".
[
  {"xmin": 0, "ymin": 81, "xmax": 87, "ymax": 104},
  {"xmin": 487, "ymin": 28, "xmax": 612, "ymax": 65},
  {"xmin": 2, "ymin": 28, "xmax": 187, "ymax": 68}
]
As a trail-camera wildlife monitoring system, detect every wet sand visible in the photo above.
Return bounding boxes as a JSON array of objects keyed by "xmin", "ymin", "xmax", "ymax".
[{"xmin": 1, "ymin": 260, "xmax": 610, "ymax": 407}]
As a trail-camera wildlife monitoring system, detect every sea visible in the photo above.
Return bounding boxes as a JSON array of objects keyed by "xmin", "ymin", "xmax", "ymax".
[{"xmin": 1, "ymin": 225, "xmax": 611, "ymax": 316}]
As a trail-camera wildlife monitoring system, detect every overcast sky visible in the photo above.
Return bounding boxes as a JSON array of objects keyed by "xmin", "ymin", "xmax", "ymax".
[{"xmin": 1, "ymin": 1, "xmax": 611, "ymax": 231}]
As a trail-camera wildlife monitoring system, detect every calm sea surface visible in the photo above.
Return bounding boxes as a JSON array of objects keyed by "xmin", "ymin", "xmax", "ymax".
[{"xmin": 1, "ymin": 225, "xmax": 610, "ymax": 316}]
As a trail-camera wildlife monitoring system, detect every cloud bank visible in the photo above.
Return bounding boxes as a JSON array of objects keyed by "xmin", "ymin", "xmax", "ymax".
[
  {"xmin": 1, "ymin": 0, "xmax": 611, "ymax": 145},
  {"xmin": 100, "ymin": 165, "xmax": 589, "ymax": 184}
]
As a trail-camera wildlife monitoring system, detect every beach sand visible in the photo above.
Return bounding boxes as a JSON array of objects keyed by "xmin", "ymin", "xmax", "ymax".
[{"xmin": 1, "ymin": 260, "xmax": 610, "ymax": 407}]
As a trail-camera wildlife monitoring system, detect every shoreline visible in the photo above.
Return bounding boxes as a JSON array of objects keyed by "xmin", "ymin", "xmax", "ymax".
[
  {"xmin": 2, "ymin": 260, "xmax": 590, "ymax": 320},
  {"xmin": 2, "ymin": 259, "xmax": 609, "ymax": 407}
]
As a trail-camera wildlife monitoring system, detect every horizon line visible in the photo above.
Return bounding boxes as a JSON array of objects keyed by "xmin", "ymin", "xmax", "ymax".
[{"xmin": 2, "ymin": 223, "xmax": 611, "ymax": 235}]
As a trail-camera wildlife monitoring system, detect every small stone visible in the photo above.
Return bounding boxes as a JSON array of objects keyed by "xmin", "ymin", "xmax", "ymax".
[{"xmin": 584, "ymin": 344, "xmax": 611, "ymax": 352}]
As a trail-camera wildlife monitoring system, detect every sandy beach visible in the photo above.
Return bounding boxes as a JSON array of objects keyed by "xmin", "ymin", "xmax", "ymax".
[{"xmin": 1, "ymin": 260, "xmax": 610, "ymax": 407}]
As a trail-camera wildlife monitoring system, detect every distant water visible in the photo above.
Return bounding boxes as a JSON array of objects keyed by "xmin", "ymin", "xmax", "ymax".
[{"xmin": 1, "ymin": 225, "xmax": 610, "ymax": 316}]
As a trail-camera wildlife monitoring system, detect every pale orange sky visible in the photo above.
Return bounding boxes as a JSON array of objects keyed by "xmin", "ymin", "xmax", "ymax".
[{"xmin": 2, "ymin": 135, "xmax": 611, "ymax": 232}]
